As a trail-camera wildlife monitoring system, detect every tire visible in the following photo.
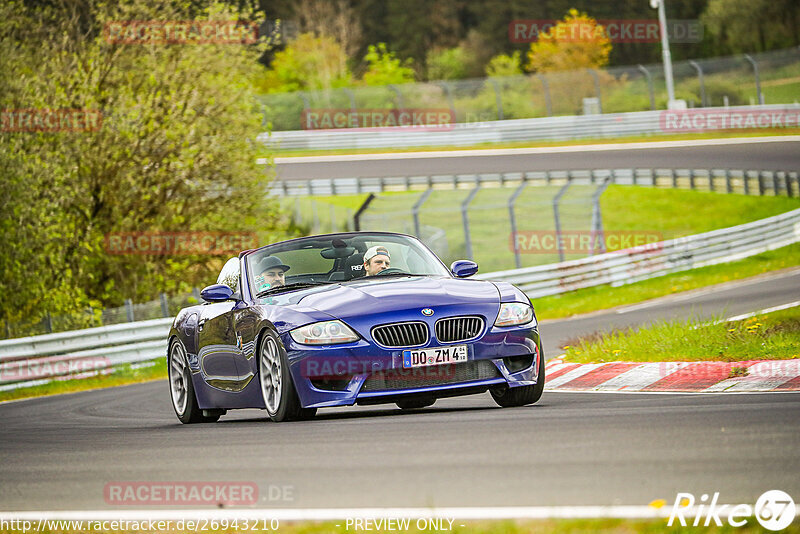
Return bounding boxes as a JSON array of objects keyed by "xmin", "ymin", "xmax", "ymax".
[
  {"xmin": 169, "ymin": 340, "xmax": 219, "ymax": 424},
  {"xmin": 490, "ymin": 351, "xmax": 545, "ymax": 408},
  {"xmin": 396, "ymin": 398, "xmax": 436, "ymax": 410},
  {"xmin": 258, "ymin": 329, "xmax": 316, "ymax": 422}
]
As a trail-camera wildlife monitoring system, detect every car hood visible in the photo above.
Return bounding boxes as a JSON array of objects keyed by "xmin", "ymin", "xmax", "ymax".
[{"xmin": 267, "ymin": 276, "xmax": 501, "ymax": 334}]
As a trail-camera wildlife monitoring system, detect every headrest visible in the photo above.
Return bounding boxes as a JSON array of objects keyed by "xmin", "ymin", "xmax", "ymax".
[{"xmin": 343, "ymin": 253, "xmax": 365, "ymax": 280}]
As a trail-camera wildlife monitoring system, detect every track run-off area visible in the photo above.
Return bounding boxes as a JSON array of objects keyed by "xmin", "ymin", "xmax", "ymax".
[{"xmin": 1, "ymin": 140, "xmax": 799, "ymax": 518}]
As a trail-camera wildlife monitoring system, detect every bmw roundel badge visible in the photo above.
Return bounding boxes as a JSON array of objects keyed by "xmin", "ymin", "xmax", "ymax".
[{"xmin": 421, "ymin": 308, "xmax": 434, "ymax": 316}]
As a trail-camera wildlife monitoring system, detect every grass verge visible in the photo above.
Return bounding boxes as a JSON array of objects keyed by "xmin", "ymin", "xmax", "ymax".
[
  {"xmin": 535, "ymin": 243, "xmax": 800, "ymax": 320},
  {"xmin": 270, "ymin": 129, "xmax": 800, "ymax": 157},
  {"xmin": 0, "ymin": 359, "xmax": 166, "ymax": 404},
  {"xmin": 560, "ymin": 305, "xmax": 800, "ymax": 363}
]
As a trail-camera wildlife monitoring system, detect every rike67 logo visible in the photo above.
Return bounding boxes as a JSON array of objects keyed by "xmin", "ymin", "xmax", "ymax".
[{"xmin": 669, "ymin": 490, "xmax": 796, "ymax": 531}]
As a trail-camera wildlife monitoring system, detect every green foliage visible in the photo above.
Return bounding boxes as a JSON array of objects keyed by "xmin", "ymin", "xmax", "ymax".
[
  {"xmin": 255, "ymin": 33, "xmax": 352, "ymax": 93},
  {"xmin": 361, "ymin": 43, "xmax": 415, "ymax": 86},
  {"xmin": 426, "ymin": 46, "xmax": 470, "ymax": 80},
  {"xmin": 0, "ymin": 0, "xmax": 287, "ymax": 327},
  {"xmin": 702, "ymin": 0, "xmax": 800, "ymax": 53},
  {"xmin": 486, "ymin": 52, "xmax": 523, "ymax": 78},
  {"xmin": 678, "ymin": 78, "xmax": 748, "ymax": 107}
]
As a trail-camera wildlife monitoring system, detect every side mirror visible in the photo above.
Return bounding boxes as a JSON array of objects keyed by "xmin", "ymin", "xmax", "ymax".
[
  {"xmin": 451, "ymin": 260, "xmax": 478, "ymax": 278},
  {"xmin": 200, "ymin": 284, "xmax": 234, "ymax": 302}
]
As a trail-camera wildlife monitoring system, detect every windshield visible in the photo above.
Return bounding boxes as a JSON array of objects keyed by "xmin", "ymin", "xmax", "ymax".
[{"xmin": 245, "ymin": 232, "xmax": 451, "ymax": 295}]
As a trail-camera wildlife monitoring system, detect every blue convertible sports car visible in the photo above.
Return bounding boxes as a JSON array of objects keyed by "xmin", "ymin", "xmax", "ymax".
[{"xmin": 167, "ymin": 232, "xmax": 544, "ymax": 423}]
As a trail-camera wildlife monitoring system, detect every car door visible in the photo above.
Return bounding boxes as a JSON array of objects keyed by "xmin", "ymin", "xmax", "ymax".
[{"xmin": 196, "ymin": 257, "xmax": 244, "ymax": 392}]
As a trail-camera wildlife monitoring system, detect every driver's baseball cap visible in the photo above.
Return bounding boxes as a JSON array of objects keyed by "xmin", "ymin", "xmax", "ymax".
[
  {"xmin": 258, "ymin": 255, "xmax": 290, "ymax": 273},
  {"xmin": 364, "ymin": 245, "xmax": 390, "ymax": 263}
]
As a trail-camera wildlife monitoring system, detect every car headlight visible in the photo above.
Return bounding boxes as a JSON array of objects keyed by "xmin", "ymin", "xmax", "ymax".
[
  {"xmin": 290, "ymin": 320, "xmax": 359, "ymax": 345},
  {"xmin": 494, "ymin": 302, "xmax": 535, "ymax": 327}
]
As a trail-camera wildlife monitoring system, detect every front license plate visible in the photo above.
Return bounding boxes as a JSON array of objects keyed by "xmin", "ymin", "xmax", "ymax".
[{"xmin": 402, "ymin": 345, "xmax": 468, "ymax": 369}]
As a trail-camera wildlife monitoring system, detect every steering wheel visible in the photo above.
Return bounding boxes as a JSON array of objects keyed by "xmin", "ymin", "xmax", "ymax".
[{"xmin": 375, "ymin": 268, "xmax": 408, "ymax": 276}]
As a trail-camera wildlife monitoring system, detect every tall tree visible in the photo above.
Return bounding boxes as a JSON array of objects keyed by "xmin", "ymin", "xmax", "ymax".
[{"xmin": 0, "ymin": 0, "xmax": 284, "ymax": 328}]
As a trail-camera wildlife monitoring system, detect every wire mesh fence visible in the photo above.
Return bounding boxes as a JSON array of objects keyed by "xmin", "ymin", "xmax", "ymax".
[
  {"xmin": 354, "ymin": 178, "xmax": 606, "ymax": 273},
  {"xmin": 259, "ymin": 48, "xmax": 800, "ymax": 131}
]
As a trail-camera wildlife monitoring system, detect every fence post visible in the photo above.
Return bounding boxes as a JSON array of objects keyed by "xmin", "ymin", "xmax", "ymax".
[
  {"xmin": 688, "ymin": 60, "xmax": 707, "ymax": 107},
  {"xmin": 387, "ymin": 84, "xmax": 404, "ymax": 109},
  {"xmin": 437, "ymin": 82, "xmax": 456, "ymax": 120},
  {"xmin": 743, "ymin": 170, "xmax": 750, "ymax": 195},
  {"xmin": 743, "ymin": 54, "xmax": 765, "ymax": 105},
  {"xmin": 637, "ymin": 65, "xmax": 655, "ymax": 110},
  {"xmin": 708, "ymin": 170, "xmax": 715, "ymax": 192},
  {"xmin": 784, "ymin": 171, "xmax": 793, "ymax": 197},
  {"xmin": 587, "ymin": 69, "xmax": 603, "ymax": 113},
  {"xmin": 461, "ymin": 185, "xmax": 481, "ymax": 261},
  {"xmin": 508, "ymin": 181, "xmax": 528, "ymax": 269},
  {"xmin": 160, "ymin": 293, "xmax": 169, "ymax": 318},
  {"xmin": 412, "ymin": 188, "xmax": 434, "ymax": 238},
  {"xmin": 671, "ymin": 168, "xmax": 677, "ymax": 188},
  {"xmin": 488, "ymin": 78, "xmax": 504, "ymax": 120},
  {"xmin": 298, "ymin": 91, "xmax": 310, "ymax": 111},
  {"xmin": 689, "ymin": 169, "xmax": 695, "ymax": 190},
  {"xmin": 311, "ymin": 200, "xmax": 320, "ymax": 233},
  {"xmin": 758, "ymin": 171, "xmax": 765, "ymax": 196},
  {"xmin": 590, "ymin": 177, "xmax": 612, "ymax": 255},
  {"xmin": 45, "ymin": 312, "xmax": 53, "ymax": 333},
  {"xmin": 553, "ymin": 179, "xmax": 573, "ymax": 263},
  {"xmin": 535, "ymin": 74, "xmax": 553, "ymax": 116},
  {"xmin": 772, "ymin": 171, "xmax": 780, "ymax": 196},
  {"xmin": 353, "ymin": 193, "xmax": 375, "ymax": 231},
  {"xmin": 725, "ymin": 169, "xmax": 732, "ymax": 194},
  {"xmin": 343, "ymin": 88, "xmax": 357, "ymax": 112},
  {"xmin": 124, "ymin": 299, "xmax": 134, "ymax": 322}
]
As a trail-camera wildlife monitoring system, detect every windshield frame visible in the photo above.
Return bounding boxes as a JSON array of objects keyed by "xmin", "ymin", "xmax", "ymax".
[{"xmin": 242, "ymin": 231, "xmax": 452, "ymax": 300}]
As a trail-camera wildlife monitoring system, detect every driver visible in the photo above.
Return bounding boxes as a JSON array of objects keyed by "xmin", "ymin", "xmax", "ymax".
[
  {"xmin": 255, "ymin": 255, "xmax": 290, "ymax": 291},
  {"xmin": 363, "ymin": 245, "xmax": 390, "ymax": 276}
]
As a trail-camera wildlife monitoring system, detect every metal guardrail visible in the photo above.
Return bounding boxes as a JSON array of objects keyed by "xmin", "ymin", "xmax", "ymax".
[
  {"xmin": 475, "ymin": 207, "xmax": 800, "ymax": 297},
  {"xmin": 269, "ymin": 167, "xmax": 800, "ymax": 197},
  {"xmin": 261, "ymin": 104, "xmax": 800, "ymax": 151},
  {"xmin": 0, "ymin": 318, "xmax": 172, "ymax": 391},
  {"xmin": 2, "ymin": 205, "xmax": 799, "ymax": 392}
]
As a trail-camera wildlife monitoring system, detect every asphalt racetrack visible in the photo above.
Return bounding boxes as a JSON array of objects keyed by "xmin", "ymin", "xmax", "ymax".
[
  {"xmin": 1, "ymin": 270, "xmax": 799, "ymax": 511},
  {"xmin": 275, "ymin": 137, "xmax": 800, "ymax": 181}
]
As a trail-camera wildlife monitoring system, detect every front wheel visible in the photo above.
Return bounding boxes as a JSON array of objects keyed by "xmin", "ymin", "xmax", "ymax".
[
  {"xmin": 169, "ymin": 340, "xmax": 219, "ymax": 424},
  {"xmin": 490, "ymin": 352, "xmax": 545, "ymax": 408},
  {"xmin": 258, "ymin": 330, "xmax": 316, "ymax": 422}
]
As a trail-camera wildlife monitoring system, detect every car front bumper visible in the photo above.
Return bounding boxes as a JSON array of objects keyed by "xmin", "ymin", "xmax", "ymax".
[{"xmin": 283, "ymin": 326, "xmax": 542, "ymax": 409}]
